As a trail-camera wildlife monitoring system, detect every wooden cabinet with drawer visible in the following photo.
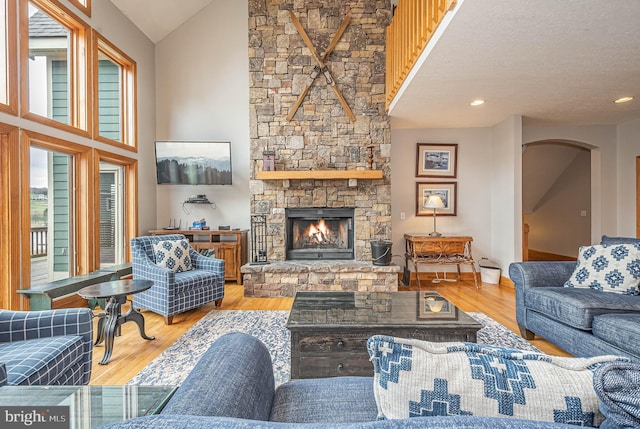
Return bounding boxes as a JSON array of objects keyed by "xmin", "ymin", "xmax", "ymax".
[{"xmin": 149, "ymin": 229, "xmax": 248, "ymax": 284}]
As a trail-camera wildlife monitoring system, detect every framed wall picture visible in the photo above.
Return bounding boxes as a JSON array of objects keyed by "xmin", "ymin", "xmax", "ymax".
[
  {"xmin": 416, "ymin": 143, "xmax": 458, "ymax": 178},
  {"xmin": 416, "ymin": 182, "xmax": 457, "ymax": 216}
]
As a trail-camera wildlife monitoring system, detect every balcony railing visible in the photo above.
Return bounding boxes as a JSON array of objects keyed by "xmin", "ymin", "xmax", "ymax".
[
  {"xmin": 386, "ymin": 0, "xmax": 457, "ymax": 109},
  {"xmin": 31, "ymin": 227, "xmax": 47, "ymax": 258}
]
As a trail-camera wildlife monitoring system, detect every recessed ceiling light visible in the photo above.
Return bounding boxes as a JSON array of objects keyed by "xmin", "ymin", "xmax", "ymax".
[
  {"xmin": 470, "ymin": 99, "xmax": 485, "ymax": 106},
  {"xmin": 614, "ymin": 96, "xmax": 634, "ymax": 104}
]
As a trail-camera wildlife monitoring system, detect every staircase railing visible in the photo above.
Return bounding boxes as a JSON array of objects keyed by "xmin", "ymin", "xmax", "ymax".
[{"xmin": 386, "ymin": 0, "xmax": 457, "ymax": 109}]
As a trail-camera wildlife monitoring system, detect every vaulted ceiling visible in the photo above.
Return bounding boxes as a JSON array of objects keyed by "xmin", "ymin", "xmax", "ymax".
[{"xmin": 110, "ymin": 0, "xmax": 640, "ymax": 129}]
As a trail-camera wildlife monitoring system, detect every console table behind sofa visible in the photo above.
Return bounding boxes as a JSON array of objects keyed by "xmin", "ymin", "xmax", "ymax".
[{"xmin": 18, "ymin": 263, "xmax": 132, "ymax": 310}]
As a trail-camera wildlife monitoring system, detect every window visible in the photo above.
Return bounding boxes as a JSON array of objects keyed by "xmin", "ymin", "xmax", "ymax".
[
  {"xmin": 94, "ymin": 31, "xmax": 137, "ymax": 149},
  {"xmin": 0, "ymin": 0, "xmax": 17, "ymax": 114},
  {"xmin": 99, "ymin": 163, "xmax": 124, "ymax": 266},
  {"xmin": 22, "ymin": 0, "xmax": 90, "ymax": 134},
  {"xmin": 68, "ymin": 0, "xmax": 90, "ymax": 17},
  {"xmin": 95, "ymin": 150, "xmax": 138, "ymax": 266},
  {"xmin": 29, "ymin": 146, "xmax": 75, "ymax": 286},
  {"xmin": 22, "ymin": 130, "xmax": 93, "ymax": 290}
]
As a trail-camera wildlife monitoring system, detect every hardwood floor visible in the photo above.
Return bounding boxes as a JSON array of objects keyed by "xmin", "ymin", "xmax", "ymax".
[{"xmin": 88, "ymin": 280, "xmax": 570, "ymax": 385}]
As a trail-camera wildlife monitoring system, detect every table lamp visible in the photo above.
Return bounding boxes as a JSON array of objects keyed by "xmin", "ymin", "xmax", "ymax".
[{"xmin": 424, "ymin": 194, "xmax": 445, "ymax": 237}]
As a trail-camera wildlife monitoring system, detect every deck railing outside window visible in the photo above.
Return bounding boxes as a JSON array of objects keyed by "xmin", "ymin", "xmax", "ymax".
[
  {"xmin": 31, "ymin": 227, "xmax": 48, "ymax": 258},
  {"xmin": 386, "ymin": 0, "xmax": 457, "ymax": 109}
]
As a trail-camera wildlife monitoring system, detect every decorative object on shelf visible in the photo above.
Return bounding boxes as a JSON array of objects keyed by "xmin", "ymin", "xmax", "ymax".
[
  {"xmin": 182, "ymin": 194, "xmax": 215, "ymax": 215},
  {"xmin": 163, "ymin": 218, "xmax": 181, "ymax": 230},
  {"xmin": 189, "ymin": 218, "xmax": 207, "ymax": 231},
  {"xmin": 416, "ymin": 182, "xmax": 457, "ymax": 218},
  {"xmin": 262, "ymin": 149, "xmax": 275, "ymax": 171},
  {"xmin": 416, "ymin": 143, "xmax": 458, "ymax": 178},
  {"xmin": 367, "ymin": 145, "xmax": 375, "ymax": 169},
  {"xmin": 423, "ymin": 194, "xmax": 445, "ymax": 237},
  {"xmin": 286, "ymin": 10, "xmax": 355, "ymax": 122},
  {"xmin": 250, "ymin": 215, "xmax": 269, "ymax": 265}
]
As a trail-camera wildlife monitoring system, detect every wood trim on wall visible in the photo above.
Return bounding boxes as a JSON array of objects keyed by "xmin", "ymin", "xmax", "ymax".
[
  {"xmin": 0, "ymin": 124, "xmax": 22, "ymax": 310},
  {"xmin": 68, "ymin": 0, "xmax": 91, "ymax": 18},
  {"xmin": 0, "ymin": 0, "xmax": 18, "ymax": 116}
]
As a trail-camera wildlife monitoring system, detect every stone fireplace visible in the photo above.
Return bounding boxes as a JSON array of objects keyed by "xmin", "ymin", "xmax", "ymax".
[
  {"xmin": 286, "ymin": 207, "xmax": 354, "ymax": 260},
  {"xmin": 243, "ymin": 0, "xmax": 399, "ymax": 296}
]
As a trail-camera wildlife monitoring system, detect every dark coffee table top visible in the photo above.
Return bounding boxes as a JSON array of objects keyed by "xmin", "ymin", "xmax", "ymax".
[
  {"xmin": 78, "ymin": 279, "xmax": 153, "ymax": 300},
  {"xmin": 287, "ymin": 291, "xmax": 483, "ymax": 330}
]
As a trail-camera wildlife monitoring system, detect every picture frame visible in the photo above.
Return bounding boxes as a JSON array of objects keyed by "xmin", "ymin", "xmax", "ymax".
[
  {"xmin": 416, "ymin": 182, "xmax": 457, "ymax": 217},
  {"xmin": 155, "ymin": 141, "xmax": 232, "ymax": 185},
  {"xmin": 416, "ymin": 143, "xmax": 458, "ymax": 178},
  {"xmin": 417, "ymin": 292, "xmax": 458, "ymax": 320}
]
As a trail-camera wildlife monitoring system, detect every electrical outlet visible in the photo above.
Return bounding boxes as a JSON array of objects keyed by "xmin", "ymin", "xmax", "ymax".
[
  {"xmin": 400, "ymin": 212, "xmax": 406, "ymax": 220},
  {"xmin": 580, "ymin": 210, "xmax": 587, "ymax": 217}
]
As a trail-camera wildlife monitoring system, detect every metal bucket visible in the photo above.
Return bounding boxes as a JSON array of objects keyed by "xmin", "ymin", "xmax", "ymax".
[{"xmin": 371, "ymin": 240, "xmax": 392, "ymax": 266}]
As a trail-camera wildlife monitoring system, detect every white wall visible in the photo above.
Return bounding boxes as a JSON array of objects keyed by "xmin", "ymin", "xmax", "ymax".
[
  {"xmin": 491, "ymin": 116, "xmax": 522, "ymax": 268},
  {"xmin": 617, "ymin": 118, "xmax": 640, "ymax": 236},
  {"xmin": 523, "ymin": 124, "xmax": 618, "ymax": 240},
  {"xmin": 391, "ymin": 127, "xmax": 494, "ymax": 273},
  {"xmin": 154, "ymin": 0, "xmax": 250, "ymax": 231},
  {"xmin": 524, "ymin": 149, "xmax": 591, "ymax": 256}
]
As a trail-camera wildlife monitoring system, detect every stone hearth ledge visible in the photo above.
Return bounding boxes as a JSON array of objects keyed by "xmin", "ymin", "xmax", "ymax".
[{"xmin": 241, "ymin": 261, "xmax": 401, "ymax": 297}]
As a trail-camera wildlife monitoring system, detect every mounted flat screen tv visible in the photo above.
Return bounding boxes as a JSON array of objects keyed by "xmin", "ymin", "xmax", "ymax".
[{"xmin": 155, "ymin": 141, "xmax": 232, "ymax": 185}]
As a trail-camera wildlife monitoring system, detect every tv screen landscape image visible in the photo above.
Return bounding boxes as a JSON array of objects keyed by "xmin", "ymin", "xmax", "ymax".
[{"xmin": 155, "ymin": 141, "xmax": 232, "ymax": 185}]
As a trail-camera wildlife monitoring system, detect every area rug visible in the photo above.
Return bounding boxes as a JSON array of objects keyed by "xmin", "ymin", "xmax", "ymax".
[{"xmin": 128, "ymin": 310, "xmax": 539, "ymax": 387}]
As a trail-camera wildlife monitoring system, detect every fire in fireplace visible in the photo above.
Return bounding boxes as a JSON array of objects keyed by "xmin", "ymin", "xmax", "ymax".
[{"xmin": 286, "ymin": 208, "xmax": 354, "ymax": 260}]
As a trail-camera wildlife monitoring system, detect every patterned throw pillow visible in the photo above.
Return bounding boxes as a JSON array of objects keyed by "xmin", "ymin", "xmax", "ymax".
[
  {"xmin": 367, "ymin": 335, "xmax": 626, "ymax": 426},
  {"xmin": 564, "ymin": 244, "xmax": 640, "ymax": 295},
  {"xmin": 199, "ymin": 248, "xmax": 216, "ymax": 258},
  {"xmin": 153, "ymin": 239, "xmax": 192, "ymax": 272}
]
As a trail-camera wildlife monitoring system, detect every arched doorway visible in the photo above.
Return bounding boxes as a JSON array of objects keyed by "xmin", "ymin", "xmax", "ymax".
[{"xmin": 522, "ymin": 140, "xmax": 592, "ymax": 261}]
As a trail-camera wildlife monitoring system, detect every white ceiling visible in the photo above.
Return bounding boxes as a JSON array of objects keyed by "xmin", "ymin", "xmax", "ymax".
[
  {"xmin": 109, "ymin": 0, "xmax": 214, "ymax": 43},
  {"xmin": 389, "ymin": 0, "xmax": 640, "ymax": 128},
  {"xmin": 110, "ymin": 0, "xmax": 640, "ymax": 129}
]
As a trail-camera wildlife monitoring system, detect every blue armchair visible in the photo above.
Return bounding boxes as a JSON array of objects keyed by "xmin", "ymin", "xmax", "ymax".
[
  {"xmin": 0, "ymin": 308, "xmax": 93, "ymax": 385},
  {"xmin": 130, "ymin": 234, "xmax": 225, "ymax": 325}
]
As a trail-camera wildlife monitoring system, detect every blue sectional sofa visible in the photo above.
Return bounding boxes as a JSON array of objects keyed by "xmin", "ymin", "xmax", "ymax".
[
  {"xmin": 0, "ymin": 308, "xmax": 93, "ymax": 385},
  {"xmin": 99, "ymin": 333, "xmax": 640, "ymax": 429},
  {"xmin": 510, "ymin": 236, "xmax": 640, "ymax": 362}
]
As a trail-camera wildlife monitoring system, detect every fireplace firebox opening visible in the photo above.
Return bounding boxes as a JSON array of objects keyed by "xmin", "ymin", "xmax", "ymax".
[{"xmin": 286, "ymin": 208, "xmax": 355, "ymax": 260}]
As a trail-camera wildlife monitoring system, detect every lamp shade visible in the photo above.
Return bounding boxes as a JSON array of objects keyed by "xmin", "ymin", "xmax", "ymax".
[{"xmin": 424, "ymin": 194, "xmax": 445, "ymax": 209}]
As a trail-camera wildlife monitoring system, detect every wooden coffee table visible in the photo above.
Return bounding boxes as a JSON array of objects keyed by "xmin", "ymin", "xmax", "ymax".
[{"xmin": 286, "ymin": 291, "xmax": 482, "ymax": 378}]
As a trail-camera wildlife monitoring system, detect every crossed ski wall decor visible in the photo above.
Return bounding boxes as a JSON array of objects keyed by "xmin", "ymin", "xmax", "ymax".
[{"xmin": 287, "ymin": 10, "xmax": 356, "ymax": 122}]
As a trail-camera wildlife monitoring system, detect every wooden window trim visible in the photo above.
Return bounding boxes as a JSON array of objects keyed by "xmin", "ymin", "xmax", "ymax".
[
  {"xmin": 94, "ymin": 149, "xmax": 138, "ymax": 265},
  {"xmin": 0, "ymin": 123, "xmax": 21, "ymax": 309},
  {"xmin": 0, "ymin": 0, "xmax": 18, "ymax": 115},
  {"xmin": 21, "ymin": 129, "xmax": 94, "ymax": 280},
  {"xmin": 68, "ymin": 0, "xmax": 90, "ymax": 18},
  {"xmin": 93, "ymin": 30, "xmax": 138, "ymax": 152},
  {"xmin": 20, "ymin": 0, "xmax": 92, "ymax": 137}
]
